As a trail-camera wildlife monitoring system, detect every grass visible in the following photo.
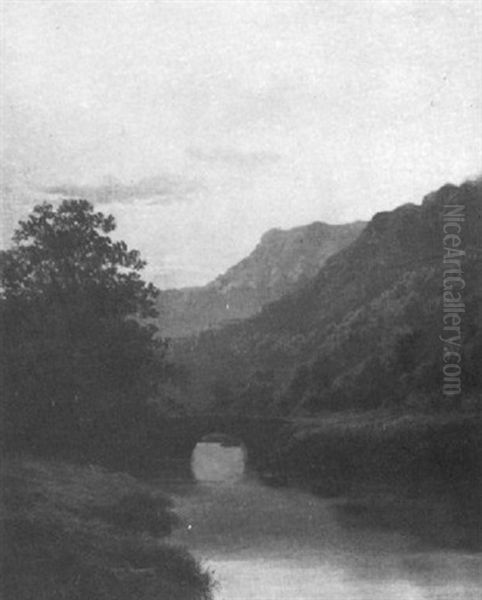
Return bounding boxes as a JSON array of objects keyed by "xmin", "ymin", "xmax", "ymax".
[{"xmin": 0, "ymin": 457, "xmax": 213, "ymax": 600}]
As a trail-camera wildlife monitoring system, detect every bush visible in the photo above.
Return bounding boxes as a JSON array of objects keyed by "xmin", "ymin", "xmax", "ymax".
[
  {"xmin": 1, "ymin": 458, "xmax": 213, "ymax": 600},
  {"xmin": 280, "ymin": 412, "xmax": 482, "ymax": 494},
  {"xmin": 92, "ymin": 491, "xmax": 179, "ymax": 537}
]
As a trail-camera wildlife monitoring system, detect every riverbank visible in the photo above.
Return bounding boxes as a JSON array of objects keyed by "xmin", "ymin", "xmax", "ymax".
[
  {"xmin": 1, "ymin": 457, "xmax": 213, "ymax": 600},
  {"xmin": 266, "ymin": 411, "xmax": 482, "ymax": 550}
]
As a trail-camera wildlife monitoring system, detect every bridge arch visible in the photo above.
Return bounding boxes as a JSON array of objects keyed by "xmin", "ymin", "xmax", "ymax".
[{"xmin": 150, "ymin": 415, "xmax": 289, "ymax": 467}]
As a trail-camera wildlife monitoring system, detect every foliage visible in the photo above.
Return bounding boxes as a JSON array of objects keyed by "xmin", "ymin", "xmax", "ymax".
[
  {"xmin": 277, "ymin": 412, "xmax": 482, "ymax": 549},
  {"xmin": 0, "ymin": 200, "xmax": 164, "ymax": 455},
  {"xmin": 1, "ymin": 457, "xmax": 213, "ymax": 600},
  {"xmin": 92, "ymin": 490, "xmax": 179, "ymax": 536}
]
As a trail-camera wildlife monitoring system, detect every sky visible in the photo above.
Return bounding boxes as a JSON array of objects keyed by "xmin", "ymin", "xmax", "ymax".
[{"xmin": 2, "ymin": 0, "xmax": 481, "ymax": 288}]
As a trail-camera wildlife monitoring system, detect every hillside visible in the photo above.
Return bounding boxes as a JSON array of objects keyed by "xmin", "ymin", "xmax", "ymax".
[
  {"xmin": 155, "ymin": 221, "xmax": 365, "ymax": 338},
  {"xmin": 172, "ymin": 180, "xmax": 482, "ymax": 415}
]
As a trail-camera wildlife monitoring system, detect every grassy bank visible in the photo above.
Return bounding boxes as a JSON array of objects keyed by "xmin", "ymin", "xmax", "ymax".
[
  {"xmin": 0, "ymin": 457, "xmax": 213, "ymax": 600},
  {"xmin": 274, "ymin": 411, "xmax": 482, "ymax": 550}
]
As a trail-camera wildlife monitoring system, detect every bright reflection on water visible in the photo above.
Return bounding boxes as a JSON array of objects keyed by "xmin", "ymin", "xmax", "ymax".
[
  {"xmin": 191, "ymin": 440, "xmax": 246, "ymax": 482},
  {"xmin": 157, "ymin": 456, "xmax": 482, "ymax": 600}
]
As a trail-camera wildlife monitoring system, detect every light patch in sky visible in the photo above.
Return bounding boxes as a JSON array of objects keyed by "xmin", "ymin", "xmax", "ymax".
[{"xmin": 2, "ymin": 0, "xmax": 481, "ymax": 287}]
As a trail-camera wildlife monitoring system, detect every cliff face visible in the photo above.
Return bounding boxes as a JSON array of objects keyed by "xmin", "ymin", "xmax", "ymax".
[
  {"xmin": 172, "ymin": 180, "xmax": 482, "ymax": 415},
  {"xmin": 155, "ymin": 221, "xmax": 365, "ymax": 338}
]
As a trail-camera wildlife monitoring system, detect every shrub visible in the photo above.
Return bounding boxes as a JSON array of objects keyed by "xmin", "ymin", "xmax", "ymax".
[{"xmin": 1, "ymin": 458, "xmax": 213, "ymax": 600}]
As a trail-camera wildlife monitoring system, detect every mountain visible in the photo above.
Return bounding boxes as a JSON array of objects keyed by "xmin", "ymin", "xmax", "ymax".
[
  {"xmin": 155, "ymin": 221, "xmax": 365, "ymax": 338},
  {"xmin": 172, "ymin": 180, "xmax": 482, "ymax": 415}
]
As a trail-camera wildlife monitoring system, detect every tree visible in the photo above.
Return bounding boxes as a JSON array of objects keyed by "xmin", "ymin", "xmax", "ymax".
[{"xmin": 0, "ymin": 199, "xmax": 164, "ymax": 455}]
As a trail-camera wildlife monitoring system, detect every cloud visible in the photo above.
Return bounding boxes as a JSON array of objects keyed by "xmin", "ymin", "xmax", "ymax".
[
  {"xmin": 42, "ymin": 175, "xmax": 202, "ymax": 205},
  {"xmin": 187, "ymin": 147, "xmax": 282, "ymax": 168}
]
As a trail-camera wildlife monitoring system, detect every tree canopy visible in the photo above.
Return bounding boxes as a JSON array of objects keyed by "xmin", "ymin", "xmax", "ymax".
[{"xmin": 1, "ymin": 200, "xmax": 164, "ymax": 456}]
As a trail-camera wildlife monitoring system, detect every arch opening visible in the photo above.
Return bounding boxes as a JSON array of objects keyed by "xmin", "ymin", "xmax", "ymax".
[{"xmin": 191, "ymin": 432, "xmax": 247, "ymax": 482}]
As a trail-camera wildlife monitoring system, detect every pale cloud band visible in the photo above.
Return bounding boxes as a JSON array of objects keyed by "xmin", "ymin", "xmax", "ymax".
[{"xmin": 41, "ymin": 174, "xmax": 203, "ymax": 205}]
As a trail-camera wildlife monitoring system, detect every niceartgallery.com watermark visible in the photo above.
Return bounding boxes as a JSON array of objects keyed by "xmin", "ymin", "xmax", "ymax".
[{"xmin": 441, "ymin": 201, "xmax": 465, "ymax": 397}]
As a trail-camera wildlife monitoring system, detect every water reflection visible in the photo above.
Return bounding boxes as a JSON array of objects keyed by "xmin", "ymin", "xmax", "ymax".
[
  {"xmin": 156, "ymin": 461, "xmax": 482, "ymax": 600},
  {"xmin": 191, "ymin": 437, "xmax": 246, "ymax": 482}
]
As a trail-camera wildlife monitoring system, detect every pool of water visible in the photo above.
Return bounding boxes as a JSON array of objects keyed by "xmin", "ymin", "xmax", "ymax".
[{"xmin": 153, "ymin": 444, "xmax": 482, "ymax": 600}]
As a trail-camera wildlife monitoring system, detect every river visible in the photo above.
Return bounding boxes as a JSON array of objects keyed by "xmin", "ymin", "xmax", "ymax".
[{"xmin": 152, "ymin": 442, "xmax": 482, "ymax": 600}]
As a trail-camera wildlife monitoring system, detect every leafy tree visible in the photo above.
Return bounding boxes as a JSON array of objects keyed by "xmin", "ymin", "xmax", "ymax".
[{"xmin": 0, "ymin": 200, "xmax": 164, "ymax": 455}]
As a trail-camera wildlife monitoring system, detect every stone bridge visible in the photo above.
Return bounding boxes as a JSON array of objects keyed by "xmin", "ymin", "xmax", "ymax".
[{"xmin": 146, "ymin": 414, "xmax": 290, "ymax": 466}]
